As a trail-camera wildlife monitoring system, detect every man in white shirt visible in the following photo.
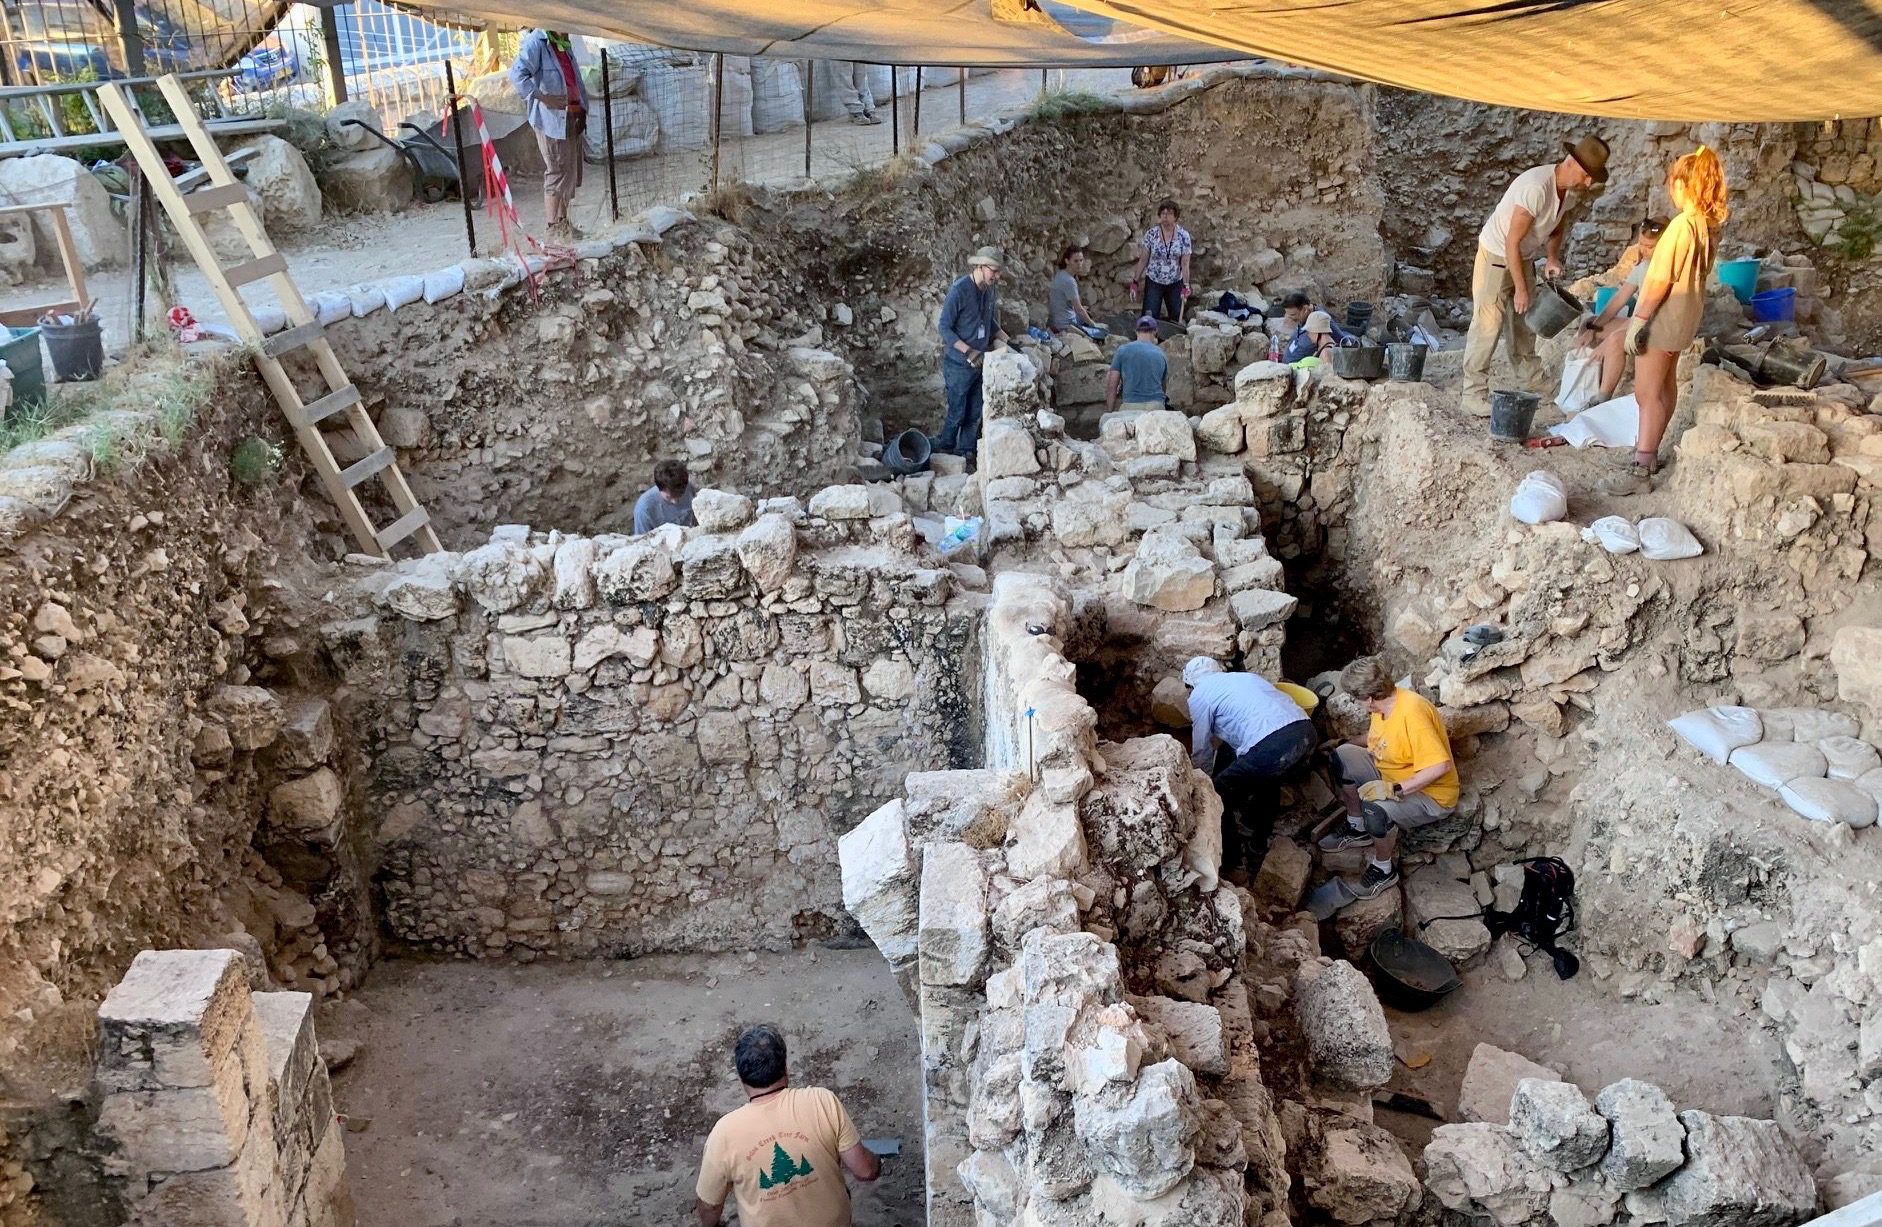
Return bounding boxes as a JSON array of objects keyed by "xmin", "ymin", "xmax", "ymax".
[
  {"xmin": 1460, "ymin": 136, "xmax": 1609, "ymax": 417},
  {"xmin": 1184, "ymin": 658, "xmax": 1318, "ymax": 874}
]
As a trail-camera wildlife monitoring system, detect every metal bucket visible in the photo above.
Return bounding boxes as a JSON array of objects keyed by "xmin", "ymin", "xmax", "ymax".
[
  {"xmin": 1329, "ymin": 344, "xmax": 1386, "ymax": 380},
  {"xmin": 1385, "ymin": 342, "xmax": 1428, "ymax": 381},
  {"xmin": 1523, "ymin": 280, "xmax": 1583, "ymax": 339},
  {"xmin": 1489, "ymin": 390, "xmax": 1540, "ymax": 442}
]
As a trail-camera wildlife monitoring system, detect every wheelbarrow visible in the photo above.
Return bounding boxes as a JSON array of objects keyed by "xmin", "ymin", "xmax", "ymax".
[{"xmin": 339, "ymin": 118, "xmax": 484, "ymax": 207}]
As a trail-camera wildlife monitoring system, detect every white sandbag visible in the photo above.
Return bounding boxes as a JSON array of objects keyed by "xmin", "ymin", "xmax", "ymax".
[
  {"xmin": 643, "ymin": 61, "xmax": 713, "ymax": 150},
  {"xmin": 716, "ymin": 55, "xmax": 756, "ymax": 138},
  {"xmin": 580, "ymin": 45, "xmax": 644, "ymax": 98},
  {"xmin": 1818, "ymin": 735, "xmax": 1882, "ymax": 781},
  {"xmin": 251, "ymin": 305, "xmax": 288, "ymax": 334},
  {"xmin": 1582, "ymin": 515, "xmax": 1640, "ymax": 554},
  {"xmin": 751, "ymin": 60, "xmax": 805, "ymax": 133},
  {"xmin": 312, "ymin": 291, "xmax": 351, "ymax": 327},
  {"xmin": 380, "ymin": 274, "xmax": 426, "ymax": 311},
  {"xmin": 1667, "ymin": 706, "xmax": 1763, "ymax": 764},
  {"xmin": 1509, "ymin": 469, "xmax": 1568, "ymax": 525},
  {"xmin": 1779, "ymin": 777, "xmax": 1879, "ymax": 827},
  {"xmin": 1638, "ymin": 517, "xmax": 1703, "ymax": 561},
  {"xmin": 1853, "ymin": 767, "xmax": 1882, "ymax": 808},
  {"xmin": 1557, "ymin": 349, "xmax": 1603, "ymax": 414},
  {"xmin": 345, "ymin": 282, "xmax": 387, "ymax": 318},
  {"xmin": 1760, "ymin": 707, "xmax": 1863, "ymax": 742},
  {"xmin": 584, "ymin": 96, "xmax": 659, "ymax": 162},
  {"xmin": 1729, "ymin": 740, "xmax": 1829, "ymax": 789},
  {"xmin": 423, "ymin": 265, "xmax": 466, "ymax": 304},
  {"xmin": 1548, "ymin": 393, "xmax": 1638, "ymax": 448}
]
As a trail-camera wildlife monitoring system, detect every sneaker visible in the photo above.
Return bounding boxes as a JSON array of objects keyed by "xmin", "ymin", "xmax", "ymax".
[
  {"xmin": 1348, "ymin": 862, "xmax": 1400, "ymax": 899},
  {"xmin": 1317, "ymin": 826, "xmax": 1368, "ymax": 853},
  {"xmin": 1596, "ymin": 464, "xmax": 1653, "ymax": 497},
  {"xmin": 849, "ymin": 112, "xmax": 884, "ymax": 125}
]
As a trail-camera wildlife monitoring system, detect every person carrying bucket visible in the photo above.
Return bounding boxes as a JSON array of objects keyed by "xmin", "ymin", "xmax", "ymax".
[
  {"xmin": 1574, "ymin": 218, "xmax": 1664, "ymax": 404},
  {"xmin": 1460, "ymin": 136, "xmax": 1609, "ymax": 418},
  {"xmin": 1599, "ymin": 146, "xmax": 1728, "ymax": 497}
]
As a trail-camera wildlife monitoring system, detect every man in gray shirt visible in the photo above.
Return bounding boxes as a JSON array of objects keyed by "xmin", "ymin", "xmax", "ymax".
[
  {"xmin": 1105, "ymin": 316, "xmax": 1169, "ymax": 412},
  {"xmin": 633, "ymin": 459, "xmax": 695, "ymax": 533},
  {"xmin": 1048, "ymin": 245, "xmax": 1106, "ymax": 339}
]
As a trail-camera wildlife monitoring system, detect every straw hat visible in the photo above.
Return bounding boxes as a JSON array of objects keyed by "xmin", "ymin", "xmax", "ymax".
[
  {"xmin": 1564, "ymin": 135, "xmax": 1611, "ymax": 183},
  {"xmin": 967, "ymin": 246, "xmax": 1007, "ymax": 270}
]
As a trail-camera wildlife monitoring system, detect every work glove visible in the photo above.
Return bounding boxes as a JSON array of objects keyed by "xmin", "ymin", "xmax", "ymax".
[
  {"xmin": 1624, "ymin": 316, "xmax": 1652, "ymax": 356},
  {"xmin": 1357, "ymin": 780, "xmax": 1397, "ymax": 803},
  {"xmin": 1129, "ymin": 281, "xmax": 1140, "ymax": 296}
]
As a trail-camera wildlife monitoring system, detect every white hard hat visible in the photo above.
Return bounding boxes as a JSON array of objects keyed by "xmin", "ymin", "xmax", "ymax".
[{"xmin": 1183, "ymin": 657, "xmax": 1224, "ymax": 687}]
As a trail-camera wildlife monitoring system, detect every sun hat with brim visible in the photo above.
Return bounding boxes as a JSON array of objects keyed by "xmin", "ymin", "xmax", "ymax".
[
  {"xmin": 1304, "ymin": 309, "xmax": 1334, "ymax": 334},
  {"xmin": 967, "ymin": 246, "xmax": 1006, "ymax": 270},
  {"xmin": 1564, "ymin": 134, "xmax": 1610, "ymax": 184}
]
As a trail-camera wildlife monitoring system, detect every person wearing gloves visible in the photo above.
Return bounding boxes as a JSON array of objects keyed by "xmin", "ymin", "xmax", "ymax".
[
  {"xmin": 1600, "ymin": 147, "xmax": 1728, "ymax": 497},
  {"xmin": 1128, "ymin": 200, "xmax": 1192, "ymax": 322},
  {"xmin": 1317, "ymin": 656, "xmax": 1459, "ymax": 899},
  {"xmin": 509, "ymin": 29, "xmax": 587, "ymax": 240},
  {"xmin": 934, "ymin": 246, "xmax": 1008, "ymax": 467},
  {"xmin": 1183, "ymin": 658, "xmax": 1318, "ymax": 875},
  {"xmin": 1574, "ymin": 218, "xmax": 1664, "ymax": 405}
]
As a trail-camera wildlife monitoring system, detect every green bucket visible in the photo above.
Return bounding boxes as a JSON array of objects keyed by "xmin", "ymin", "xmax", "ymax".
[{"xmin": 1, "ymin": 326, "xmax": 46, "ymax": 420}]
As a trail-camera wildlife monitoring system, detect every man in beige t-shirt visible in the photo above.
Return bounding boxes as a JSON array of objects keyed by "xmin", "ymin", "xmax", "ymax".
[
  {"xmin": 695, "ymin": 1024, "xmax": 879, "ymax": 1227},
  {"xmin": 1460, "ymin": 136, "xmax": 1609, "ymax": 417}
]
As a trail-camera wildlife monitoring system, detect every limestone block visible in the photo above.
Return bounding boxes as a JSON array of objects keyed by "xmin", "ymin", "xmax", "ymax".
[
  {"xmin": 736, "ymin": 513, "xmax": 797, "ymax": 592},
  {"xmin": 321, "ymin": 143, "xmax": 415, "ymax": 213},
  {"xmin": 1741, "ymin": 420, "xmax": 1832, "ymax": 465},
  {"xmin": 1072, "ymin": 1058, "xmax": 1201, "ymax": 1201},
  {"xmin": 1130, "ymin": 996, "xmax": 1227, "ymax": 1077},
  {"xmin": 1051, "ymin": 486, "xmax": 1132, "ymax": 548},
  {"xmin": 956, "ymin": 1150, "xmax": 1021, "ymax": 1222},
  {"xmin": 810, "ymin": 661, "xmax": 861, "ymax": 704},
  {"xmin": 1595, "ymin": 1078, "xmax": 1685, "ymax": 1190},
  {"xmin": 697, "ymin": 711, "xmax": 751, "ymax": 765},
  {"xmin": 454, "ymin": 542, "xmax": 544, "ymax": 612},
  {"xmin": 1022, "ymin": 930, "xmax": 1123, "ymax": 1008},
  {"xmin": 235, "ymin": 135, "xmax": 322, "ymax": 232},
  {"xmin": 1190, "ymin": 327, "xmax": 1240, "ymax": 376},
  {"xmin": 1459, "ymin": 1043, "xmax": 1560, "ymax": 1124},
  {"xmin": 1006, "ymin": 792, "xmax": 1089, "ymax": 879},
  {"xmin": 251, "ymin": 991, "xmax": 318, "ymax": 1141},
  {"xmin": 859, "ymin": 657, "xmax": 915, "ymax": 701},
  {"xmin": 1134, "ymin": 410, "xmax": 1198, "ymax": 461},
  {"xmin": 501, "ymin": 634, "xmax": 571, "ymax": 678},
  {"xmin": 1124, "ymin": 532, "xmax": 1215, "ymax": 612},
  {"xmin": 1252, "ymin": 837, "xmax": 1311, "ymax": 912},
  {"xmin": 571, "ymin": 624, "xmax": 657, "ymax": 673},
  {"xmin": 1234, "ymin": 362, "xmax": 1294, "ymax": 418},
  {"xmin": 136, "ymin": 1126, "xmax": 280, "ymax": 1227},
  {"xmin": 1066, "ymin": 1016, "xmax": 1151, "ymax": 1096},
  {"xmin": 1230, "ymin": 587, "xmax": 1298, "ymax": 632},
  {"xmin": 382, "ymin": 554, "xmax": 458, "ymax": 621},
  {"xmin": 1407, "ymin": 870, "xmax": 1492, "ymax": 967},
  {"xmin": 1832, "ymin": 626, "xmax": 1882, "ymax": 716},
  {"xmin": 1424, "ymin": 1123, "xmax": 1554, "ymax": 1227},
  {"xmin": 0, "ymin": 154, "xmax": 126, "ymax": 267},
  {"xmin": 1509, "ymin": 1079, "xmax": 1608, "ymax": 1171},
  {"xmin": 595, "ymin": 539, "xmax": 677, "ymax": 602},
  {"xmin": 918, "ymin": 842, "xmax": 990, "ymax": 987},
  {"xmin": 1307, "ymin": 1121, "xmax": 1422, "ymax": 1224},
  {"xmin": 983, "ymin": 349, "xmax": 1042, "ymax": 415},
  {"xmin": 1294, "ymin": 960, "xmax": 1393, "ymax": 1090},
  {"xmin": 1151, "ymin": 676, "xmax": 1191, "ymax": 727},
  {"xmin": 1659, "ymin": 1112, "xmax": 1817, "ymax": 1227},
  {"xmin": 1196, "ymin": 404, "xmax": 1245, "ymax": 453},
  {"xmin": 544, "ymin": 539, "xmax": 596, "ymax": 610},
  {"xmin": 1056, "ymin": 360, "xmax": 1110, "ymax": 407},
  {"xmin": 97, "ymin": 950, "xmax": 256, "ymax": 1093},
  {"xmin": 1736, "ymin": 611, "xmax": 1806, "ymax": 662},
  {"xmin": 275, "ymin": 698, "xmax": 334, "ymax": 771},
  {"xmin": 969, "ymin": 1051, "xmax": 1023, "ymax": 1149},
  {"xmin": 209, "ymin": 685, "xmax": 286, "ymax": 751},
  {"xmin": 808, "ymin": 484, "xmax": 873, "ymax": 520},
  {"xmin": 269, "ymin": 769, "xmax": 345, "ymax": 836},
  {"xmin": 991, "ymin": 877, "xmax": 1085, "ymax": 952},
  {"xmin": 981, "ymin": 420, "xmax": 1041, "ymax": 479},
  {"xmin": 691, "ymin": 488, "xmax": 754, "ymax": 532}
]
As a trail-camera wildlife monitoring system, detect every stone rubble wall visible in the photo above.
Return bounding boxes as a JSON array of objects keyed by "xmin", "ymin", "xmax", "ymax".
[
  {"xmin": 94, "ymin": 949, "xmax": 353, "ymax": 1227},
  {"xmin": 340, "ymin": 486, "xmax": 980, "ymax": 958}
]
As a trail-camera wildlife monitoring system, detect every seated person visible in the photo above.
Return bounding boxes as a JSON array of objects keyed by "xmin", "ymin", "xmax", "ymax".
[
  {"xmin": 1574, "ymin": 218, "xmax": 1665, "ymax": 404},
  {"xmin": 1280, "ymin": 291, "xmax": 1352, "ymax": 362},
  {"xmin": 633, "ymin": 459, "xmax": 695, "ymax": 533},
  {"xmin": 1288, "ymin": 310, "xmax": 1339, "ymax": 366},
  {"xmin": 1317, "ymin": 656, "xmax": 1459, "ymax": 899},
  {"xmin": 1049, "ymin": 245, "xmax": 1108, "ymax": 340},
  {"xmin": 1184, "ymin": 658, "xmax": 1318, "ymax": 875}
]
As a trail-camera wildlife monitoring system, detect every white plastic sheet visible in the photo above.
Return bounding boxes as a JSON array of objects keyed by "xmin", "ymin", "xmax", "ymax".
[{"xmin": 1549, "ymin": 394, "xmax": 1638, "ymax": 449}]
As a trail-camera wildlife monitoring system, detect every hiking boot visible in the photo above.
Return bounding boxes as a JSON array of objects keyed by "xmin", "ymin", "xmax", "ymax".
[
  {"xmin": 1461, "ymin": 393, "xmax": 1493, "ymax": 419},
  {"xmin": 1317, "ymin": 826, "xmax": 1369, "ymax": 853},
  {"xmin": 1596, "ymin": 463, "xmax": 1654, "ymax": 497},
  {"xmin": 849, "ymin": 112, "xmax": 883, "ymax": 125},
  {"xmin": 1348, "ymin": 862, "xmax": 1400, "ymax": 899}
]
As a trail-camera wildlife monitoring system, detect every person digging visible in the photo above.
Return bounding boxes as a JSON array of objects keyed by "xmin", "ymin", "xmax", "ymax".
[
  {"xmin": 1316, "ymin": 656, "xmax": 1459, "ymax": 899},
  {"xmin": 1183, "ymin": 658, "xmax": 1318, "ymax": 878}
]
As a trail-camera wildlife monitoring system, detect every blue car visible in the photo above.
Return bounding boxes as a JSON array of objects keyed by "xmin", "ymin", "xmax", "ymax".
[
  {"xmin": 8, "ymin": 1, "xmax": 192, "ymax": 82},
  {"xmin": 236, "ymin": 44, "xmax": 298, "ymax": 92}
]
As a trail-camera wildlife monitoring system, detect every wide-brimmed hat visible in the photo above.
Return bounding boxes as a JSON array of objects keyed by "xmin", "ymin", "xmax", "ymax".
[
  {"xmin": 967, "ymin": 246, "xmax": 1006, "ymax": 270},
  {"xmin": 1564, "ymin": 135, "xmax": 1610, "ymax": 184},
  {"xmin": 1304, "ymin": 309, "xmax": 1334, "ymax": 334}
]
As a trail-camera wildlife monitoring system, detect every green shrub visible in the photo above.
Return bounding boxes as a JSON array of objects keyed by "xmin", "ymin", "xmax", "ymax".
[{"xmin": 229, "ymin": 435, "xmax": 284, "ymax": 484}]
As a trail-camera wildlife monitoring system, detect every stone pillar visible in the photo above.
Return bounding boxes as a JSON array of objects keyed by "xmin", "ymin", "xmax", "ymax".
[{"xmin": 253, "ymin": 993, "xmax": 355, "ymax": 1227}]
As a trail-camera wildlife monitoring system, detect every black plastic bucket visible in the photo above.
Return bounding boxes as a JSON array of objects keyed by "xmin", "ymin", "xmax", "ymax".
[
  {"xmin": 1343, "ymin": 300, "xmax": 1374, "ymax": 333},
  {"xmin": 1385, "ymin": 342, "xmax": 1428, "ymax": 381},
  {"xmin": 1489, "ymin": 390, "xmax": 1540, "ymax": 442},
  {"xmin": 882, "ymin": 428, "xmax": 933, "ymax": 476},
  {"xmin": 1369, "ymin": 928, "xmax": 1462, "ymax": 1012},
  {"xmin": 43, "ymin": 318, "xmax": 103, "ymax": 382}
]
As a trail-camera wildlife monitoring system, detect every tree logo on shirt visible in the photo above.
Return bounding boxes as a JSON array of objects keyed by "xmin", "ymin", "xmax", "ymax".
[{"xmin": 757, "ymin": 1141, "xmax": 814, "ymax": 1190}]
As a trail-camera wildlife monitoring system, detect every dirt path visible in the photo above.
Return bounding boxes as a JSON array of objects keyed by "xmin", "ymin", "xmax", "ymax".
[{"xmin": 324, "ymin": 948, "xmax": 924, "ymax": 1227}]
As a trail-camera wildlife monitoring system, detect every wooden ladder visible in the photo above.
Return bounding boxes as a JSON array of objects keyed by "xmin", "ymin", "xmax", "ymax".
[{"xmin": 97, "ymin": 75, "xmax": 441, "ymax": 559}]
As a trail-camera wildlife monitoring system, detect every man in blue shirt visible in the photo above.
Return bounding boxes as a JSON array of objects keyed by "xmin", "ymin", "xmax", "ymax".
[
  {"xmin": 1280, "ymin": 292, "xmax": 1354, "ymax": 362},
  {"xmin": 633, "ymin": 459, "xmax": 695, "ymax": 534},
  {"xmin": 1105, "ymin": 316, "xmax": 1169, "ymax": 412},
  {"xmin": 1185, "ymin": 657, "xmax": 1318, "ymax": 873},
  {"xmin": 935, "ymin": 247, "xmax": 1007, "ymax": 466}
]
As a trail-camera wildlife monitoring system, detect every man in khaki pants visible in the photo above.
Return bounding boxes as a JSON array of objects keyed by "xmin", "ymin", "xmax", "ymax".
[{"xmin": 1460, "ymin": 136, "xmax": 1609, "ymax": 417}]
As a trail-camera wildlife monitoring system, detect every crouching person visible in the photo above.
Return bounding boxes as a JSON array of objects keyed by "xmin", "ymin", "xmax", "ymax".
[
  {"xmin": 1317, "ymin": 656, "xmax": 1459, "ymax": 898},
  {"xmin": 1184, "ymin": 657, "xmax": 1318, "ymax": 875}
]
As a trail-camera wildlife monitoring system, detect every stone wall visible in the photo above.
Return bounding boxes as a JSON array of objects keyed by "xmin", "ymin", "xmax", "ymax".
[{"xmin": 339, "ymin": 487, "xmax": 980, "ymax": 958}]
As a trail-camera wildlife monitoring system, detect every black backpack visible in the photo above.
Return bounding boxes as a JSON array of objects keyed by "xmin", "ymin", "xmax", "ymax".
[{"xmin": 1486, "ymin": 857, "xmax": 1579, "ymax": 979}]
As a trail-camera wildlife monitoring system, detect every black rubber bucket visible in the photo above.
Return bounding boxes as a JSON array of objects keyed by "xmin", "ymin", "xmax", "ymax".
[
  {"xmin": 1386, "ymin": 342, "xmax": 1428, "ymax": 381},
  {"xmin": 1343, "ymin": 300, "xmax": 1374, "ymax": 333},
  {"xmin": 43, "ymin": 318, "xmax": 103, "ymax": 382},
  {"xmin": 882, "ymin": 428, "xmax": 933, "ymax": 476},
  {"xmin": 1369, "ymin": 927, "xmax": 1461, "ymax": 1012},
  {"xmin": 1489, "ymin": 390, "xmax": 1540, "ymax": 442}
]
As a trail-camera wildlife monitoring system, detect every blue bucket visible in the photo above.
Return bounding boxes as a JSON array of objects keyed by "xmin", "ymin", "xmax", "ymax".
[
  {"xmin": 1750, "ymin": 287, "xmax": 1796, "ymax": 323},
  {"xmin": 1592, "ymin": 286, "xmax": 1619, "ymax": 316},
  {"xmin": 1718, "ymin": 258, "xmax": 1760, "ymax": 305}
]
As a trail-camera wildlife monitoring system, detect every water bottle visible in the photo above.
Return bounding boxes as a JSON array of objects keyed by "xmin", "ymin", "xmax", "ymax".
[{"xmin": 1268, "ymin": 329, "xmax": 1282, "ymax": 362}]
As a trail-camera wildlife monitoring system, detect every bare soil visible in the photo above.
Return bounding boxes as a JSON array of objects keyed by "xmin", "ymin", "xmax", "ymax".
[{"xmin": 323, "ymin": 948, "xmax": 924, "ymax": 1227}]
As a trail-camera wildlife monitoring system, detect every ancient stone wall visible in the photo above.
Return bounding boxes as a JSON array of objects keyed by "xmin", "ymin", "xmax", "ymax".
[{"xmin": 338, "ymin": 488, "xmax": 980, "ymax": 958}]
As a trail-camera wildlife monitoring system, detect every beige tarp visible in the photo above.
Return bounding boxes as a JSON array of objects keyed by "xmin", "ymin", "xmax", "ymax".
[{"xmin": 380, "ymin": 0, "xmax": 1882, "ymax": 121}]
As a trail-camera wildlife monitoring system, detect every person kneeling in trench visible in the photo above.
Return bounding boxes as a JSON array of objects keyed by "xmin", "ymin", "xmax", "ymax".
[
  {"xmin": 1317, "ymin": 656, "xmax": 1460, "ymax": 899},
  {"xmin": 1184, "ymin": 657, "xmax": 1317, "ymax": 876}
]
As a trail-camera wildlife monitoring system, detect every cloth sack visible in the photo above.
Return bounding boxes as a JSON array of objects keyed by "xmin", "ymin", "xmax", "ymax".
[
  {"xmin": 1556, "ymin": 349, "xmax": 1603, "ymax": 414},
  {"xmin": 1667, "ymin": 706, "xmax": 1763, "ymax": 764},
  {"xmin": 1582, "ymin": 515, "xmax": 1640, "ymax": 554},
  {"xmin": 1638, "ymin": 517, "xmax": 1703, "ymax": 560},
  {"xmin": 1729, "ymin": 741, "xmax": 1828, "ymax": 789},
  {"xmin": 1779, "ymin": 777, "xmax": 1879, "ymax": 827},
  {"xmin": 1853, "ymin": 767, "xmax": 1882, "ymax": 808},
  {"xmin": 1509, "ymin": 470, "xmax": 1568, "ymax": 525},
  {"xmin": 1819, "ymin": 735, "xmax": 1882, "ymax": 781},
  {"xmin": 1760, "ymin": 707, "xmax": 1862, "ymax": 742}
]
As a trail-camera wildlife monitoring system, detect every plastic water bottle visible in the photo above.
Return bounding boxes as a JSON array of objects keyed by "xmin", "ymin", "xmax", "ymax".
[{"xmin": 1268, "ymin": 330, "xmax": 1282, "ymax": 362}]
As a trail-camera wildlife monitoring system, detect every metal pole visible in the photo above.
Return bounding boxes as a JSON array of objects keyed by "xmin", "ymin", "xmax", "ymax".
[
  {"xmin": 912, "ymin": 67, "xmax": 921, "ymax": 141},
  {"xmin": 1040, "ymin": 68, "xmax": 1048, "ymax": 97},
  {"xmin": 803, "ymin": 60, "xmax": 813, "ymax": 177},
  {"xmin": 129, "ymin": 167, "xmax": 147, "ymax": 344},
  {"xmin": 112, "ymin": 0, "xmax": 145, "ymax": 78},
  {"xmin": 890, "ymin": 68, "xmax": 899, "ymax": 157},
  {"xmin": 444, "ymin": 58, "xmax": 475, "ymax": 257},
  {"xmin": 710, "ymin": 52, "xmax": 724, "ymax": 192},
  {"xmin": 959, "ymin": 67, "xmax": 966, "ymax": 125},
  {"xmin": 601, "ymin": 49, "xmax": 619, "ymax": 222},
  {"xmin": 322, "ymin": 8, "xmax": 349, "ymax": 105}
]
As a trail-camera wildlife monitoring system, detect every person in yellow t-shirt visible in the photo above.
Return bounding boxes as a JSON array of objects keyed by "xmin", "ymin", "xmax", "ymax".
[
  {"xmin": 1316, "ymin": 656, "xmax": 1460, "ymax": 899},
  {"xmin": 695, "ymin": 1024, "xmax": 880, "ymax": 1227}
]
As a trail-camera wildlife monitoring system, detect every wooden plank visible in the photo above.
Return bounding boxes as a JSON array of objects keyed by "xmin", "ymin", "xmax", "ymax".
[
  {"xmin": 340, "ymin": 446, "xmax": 397, "ymax": 490},
  {"xmin": 0, "ymin": 301, "xmax": 75, "ymax": 327},
  {"xmin": 0, "ymin": 118, "xmax": 282, "ymax": 158},
  {"xmin": 184, "ymin": 183, "xmax": 250, "ymax": 215},
  {"xmin": 224, "ymin": 252, "xmax": 290, "ymax": 287},
  {"xmin": 374, "ymin": 505, "xmax": 432, "ymax": 551},
  {"xmin": 261, "ymin": 321, "xmax": 326, "ymax": 359},
  {"xmin": 293, "ymin": 384, "xmax": 362, "ymax": 430},
  {"xmin": 46, "ymin": 207, "xmax": 87, "ymax": 311}
]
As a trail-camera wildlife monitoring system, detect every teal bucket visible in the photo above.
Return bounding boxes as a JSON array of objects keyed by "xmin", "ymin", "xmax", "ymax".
[
  {"xmin": 1718, "ymin": 258, "xmax": 1760, "ymax": 305},
  {"xmin": 1593, "ymin": 286, "xmax": 1619, "ymax": 315},
  {"xmin": 0, "ymin": 326, "xmax": 46, "ymax": 419}
]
